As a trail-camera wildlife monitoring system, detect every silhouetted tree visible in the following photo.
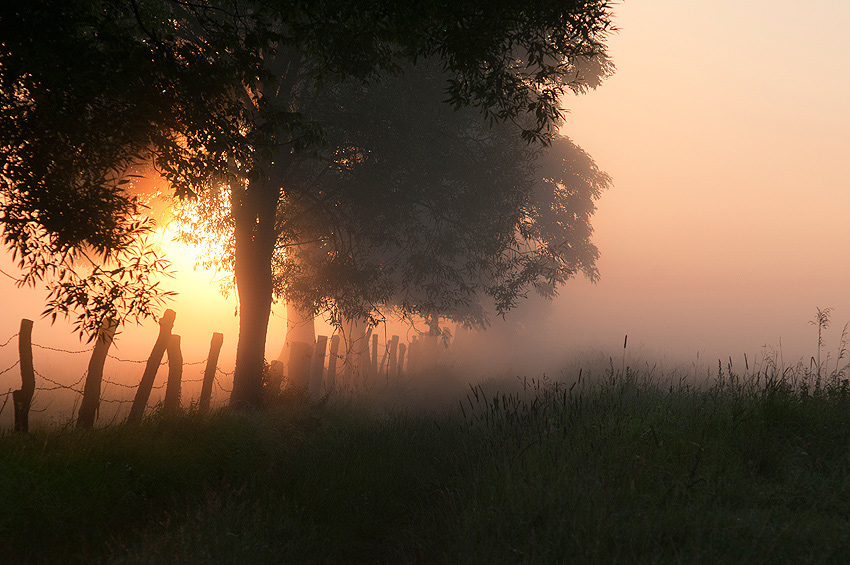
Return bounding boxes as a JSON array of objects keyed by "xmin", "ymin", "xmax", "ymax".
[
  {"xmin": 179, "ymin": 63, "xmax": 610, "ymax": 376},
  {"xmin": 0, "ymin": 0, "xmax": 614, "ymax": 406},
  {"xmin": 280, "ymin": 65, "xmax": 611, "ymax": 329}
]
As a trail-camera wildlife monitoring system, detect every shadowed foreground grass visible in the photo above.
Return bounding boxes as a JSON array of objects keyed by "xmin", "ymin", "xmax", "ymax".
[{"xmin": 3, "ymin": 365, "xmax": 850, "ymax": 563}]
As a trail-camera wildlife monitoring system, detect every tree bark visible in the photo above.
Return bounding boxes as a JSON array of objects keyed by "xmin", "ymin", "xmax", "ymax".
[{"xmin": 229, "ymin": 175, "xmax": 278, "ymax": 410}]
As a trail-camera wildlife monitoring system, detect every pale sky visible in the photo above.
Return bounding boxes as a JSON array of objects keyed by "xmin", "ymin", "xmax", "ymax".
[
  {"xmin": 2, "ymin": 1, "xmax": 850, "ymax": 413},
  {"xmin": 551, "ymin": 0, "xmax": 850, "ymax": 365}
]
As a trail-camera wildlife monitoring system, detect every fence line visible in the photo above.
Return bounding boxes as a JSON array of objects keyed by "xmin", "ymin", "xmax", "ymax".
[
  {"xmin": 0, "ymin": 319, "xmax": 430, "ymax": 429},
  {"xmin": 33, "ymin": 343, "xmax": 93, "ymax": 354},
  {"xmin": 0, "ymin": 325, "xmax": 235, "ymax": 429}
]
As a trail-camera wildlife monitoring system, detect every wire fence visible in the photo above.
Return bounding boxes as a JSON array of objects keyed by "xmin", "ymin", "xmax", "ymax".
[
  {"xmin": 0, "ymin": 328, "xmax": 235, "ymax": 426},
  {"xmin": 0, "ymin": 322, "xmax": 422, "ymax": 428}
]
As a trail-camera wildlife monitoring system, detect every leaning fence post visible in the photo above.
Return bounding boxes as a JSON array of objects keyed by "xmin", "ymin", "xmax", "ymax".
[
  {"xmin": 128, "ymin": 309, "xmax": 176, "ymax": 423},
  {"xmin": 326, "ymin": 335, "xmax": 340, "ymax": 391},
  {"xmin": 77, "ymin": 318, "xmax": 118, "ymax": 428},
  {"xmin": 198, "ymin": 332, "xmax": 224, "ymax": 413},
  {"xmin": 12, "ymin": 318, "xmax": 34, "ymax": 432},
  {"xmin": 310, "ymin": 335, "xmax": 328, "ymax": 397},
  {"xmin": 163, "ymin": 334, "xmax": 183, "ymax": 413}
]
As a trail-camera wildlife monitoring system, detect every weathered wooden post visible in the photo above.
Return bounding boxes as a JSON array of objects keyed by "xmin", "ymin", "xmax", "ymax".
[
  {"xmin": 408, "ymin": 336, "xmax": 418, "ymax": 374},
  {"xmin": 371, "ymin": 334, "xmax": 378, "ymax": 378},
  {"xmin": 199, "ymin": 332, "xmax": 224, "ymax": 413},
  {"xmin": 77, "ymin": 318, "xmax": 118, "ymax": 428},
  {"xmin": 163, "ymin": 334, "xmax": 183, "ymax": 412},
  {"xmin": 358, "ymin": 328, "xmax": 372, "ymax": 384},
  {"xmin": 287, "ymin": 341, "xmax": 312, "ymax": 390},
  {"xmin": 388, "ymin": 335, "xmax": 399, "ymax": 379},
  {"xmin": 326, "ymin": 335, "xmax": 340, "ymax": 391},
  {"xmin": 310, "ymin": 335, "xmax": 328, "ymax": 397},
  {"xmin": 12, "ymin": 319, "xmax": 34, "ymax": 433},
  {"xmin": 343, "ymin": 339, "xmax": 354, "ymax": 384},
  {"xmin": 128, "ymin": 309, "xmax": 176, "ymax": 423},
  {"xmin": 379, "ymin": 345, "xmax": 389, "ymax": 374},
  {"xmin": 397, "ymin": 343, "xmax": 406, "ymax": 376}
]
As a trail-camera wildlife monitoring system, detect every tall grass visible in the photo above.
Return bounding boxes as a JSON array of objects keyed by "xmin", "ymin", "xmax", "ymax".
[{"xmin": 3, "ymin": 352, "xmax": 850, "ymax": 563}]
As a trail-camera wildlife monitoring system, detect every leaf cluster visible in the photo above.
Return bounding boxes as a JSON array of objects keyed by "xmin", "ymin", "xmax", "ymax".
[{"xmin": 0, "ymin": 0, "xmax": 615, "ymax": 335}]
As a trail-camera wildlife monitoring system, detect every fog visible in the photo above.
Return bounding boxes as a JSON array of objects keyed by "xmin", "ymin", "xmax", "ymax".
[
  {"xmin": 3, "ymin": 0, "xmax": 850, "ymax": 423},
  {"xmin": 547, "ymin": 0, "xmax": 850, "ymax": 366}
]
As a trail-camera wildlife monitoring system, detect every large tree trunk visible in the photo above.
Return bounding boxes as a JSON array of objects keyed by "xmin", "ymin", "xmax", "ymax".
[
  {"xmin": 228, "ymin": 47, "xmax": 303, "ymax": 409},
  {"xmin": 229, "ymin": 176, "xmax": 278, "ymax": 409}
]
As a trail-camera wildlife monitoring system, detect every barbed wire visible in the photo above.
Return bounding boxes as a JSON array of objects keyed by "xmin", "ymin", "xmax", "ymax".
[
  {"xmin": 0, "ymin": 333, "xmax": 18, "ymax": 349},
  {"xmin": 33, "ymin": 343, "xmax": 93, "ymax": 354},
  {"xmin": 214, "ymin": 376, "xmax": 232, "ymax": 393},
  {"xmin": 0, "ymin": 359, "xmax": 20, "ymax": 378},
  {"xmin": 0, "ymin": 326, "xmax": 242, "ymax": 426},
  {"xmin": 102, "ymin": 378, "xmax": 136, "ymax": 389},
  {"xmin": 106, "ymin": 354, "xmax": 167, "ymax": 365},
  {"xmin": 34, "ymin": 369, "xmax": 85, "ymax": 393},
  {"xmin": 1, "ymin": 326, "xmax": 411, "ymax": 427},
  {"xmin": 98, "ymin": 397, "xmax": 132, "ymax": 405}
]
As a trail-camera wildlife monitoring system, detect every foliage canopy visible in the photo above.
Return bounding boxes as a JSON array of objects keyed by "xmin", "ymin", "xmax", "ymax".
[{"xmin": 0, "ymin": 0, "xmax": 614, "ymax": 403}]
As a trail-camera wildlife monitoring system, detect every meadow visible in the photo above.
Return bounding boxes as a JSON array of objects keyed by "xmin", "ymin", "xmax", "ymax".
[{"xmin": 3, "ymin": 355, "xmax": 850, "ymax": 563}]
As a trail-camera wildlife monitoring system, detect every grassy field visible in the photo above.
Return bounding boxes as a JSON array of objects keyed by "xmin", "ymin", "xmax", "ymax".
[{"xmin": 3, "ymin": 360, "xmax": 850, "ymax": 563}]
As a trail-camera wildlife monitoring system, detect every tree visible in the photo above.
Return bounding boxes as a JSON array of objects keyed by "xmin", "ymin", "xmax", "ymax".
[
  {"xmin": 277, "ymin": 64, "xmax": 611, "ymax": 328},
  {"xmin": 1, "ymin": 0, "xmax": 615, "ymax": 407},
  {"xmin": 178, "ymin": 62, "xmax": 610, "ymax": 378}
]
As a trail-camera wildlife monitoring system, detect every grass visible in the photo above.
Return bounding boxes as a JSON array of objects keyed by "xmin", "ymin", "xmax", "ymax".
[{"xmin": 3, "ymin": 358, "xmax": 850, "ymax": 563}]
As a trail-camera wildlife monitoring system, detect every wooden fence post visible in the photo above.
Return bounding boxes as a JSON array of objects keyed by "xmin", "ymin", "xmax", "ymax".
[
  {"xmin": 199, "ymin": 332, "xmax": 224, "ymax": 413},
  {"xmin": 12, "ymin": 319, "xmax": 34, "ymax": 433},
  {"xmin": 358, "ymin": 328, "xmax": 372, "ymax": 384},
  {"xmin": 326, "ymin": 335, "xmax": 340, "ymax": 391},
  {"xmin": 343, "ymin": 336, "xmax": 354, "ymax": 384},
  {"xmin": 379, "ymin": 344, "xmax": 389, "ymax": 375},
  {"xmin": 163, "ymin": 334, "xmax": 182, "ymax": 413},
  {"xmin": 287, "ymin": 341, "xmax": 312, "ymax": 390},
  {"xmin": 408, "ymin": 337, "xmax": 418, "ymax": 374},
  {"xmin": 310, "ymin": 335, "xmax": 328, "ymax": 397},
  {"xmin": 77, "ymin": 318, "xmax": 118, "ymax": 428},
  {"xmin": 397, "ymin": 343, "xmax": 406, "ymax": 376},
  {"xmin": 371, "ymin": 334, "xmax": 378, "ymax": 378},
  {"xmin": 128, "ymin": 309, "xmax": 176, "ymax": 423},
  {"xmin": 388, "ymin": 335, "xmax": 399, "ymax": 379}
]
